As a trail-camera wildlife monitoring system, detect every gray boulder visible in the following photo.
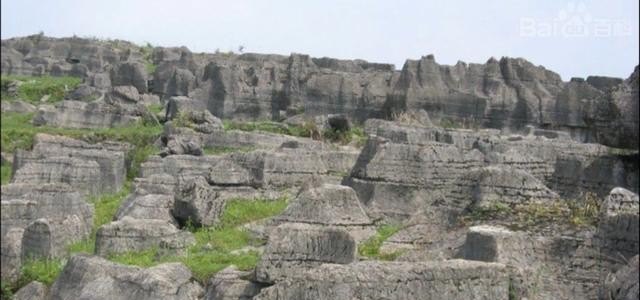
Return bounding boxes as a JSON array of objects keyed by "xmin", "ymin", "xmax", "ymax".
[
  {"xmin": 204, "ymin": 266, "xmax": 263, "ymax": 300},
  {"xmin": 165, "ymin": 96, "xmax": 207, "ymax": 121},
  {"xmin": 273, "ymin": 184, "xmax": 375, "ymax": 242},
  {"xmin": 32, "ymin": 100, "xmax": 140, "ymax": 129},
  {"xmin": 110, "ymin": 85, "xmax": 140, "ymax": 103},
  {"xmin": 599, "ymin": 255, "xmax": 639, "ymax": 300},
  {"xmin": 1, "ymin": 100, "xmax": 36, "ymax": 113},
  {"xmin": 255, "ymin": 223, "xmax": 356, "ymax": 283},
  {"xmin": 1, "ymin": 227, "xmax": 24, "ymax": 282},
  {"xmin": 255, "ymin": 260, "xmax": 509, "ymax": 300},
  {"xmin": 48, "ymin": 255, "xmax": 204, "ymax": 300},
  {"xmin": 14, "ymin": 281, "xmax": 47, "ymax": 300},
  {"xmin": 173, "ymin": 176, "xmax": 226, "ymax": 227},
  {"xmin": 110, "ymin": 62, "xmax": 148, "ymax": 93},
  {"xmin": 12, "ymin": 133, "xmax": 129, "ymax": 194},
  {"xmin": 596, "ymin": 187, "xmax": 639, "ymax": 262},
  {"xmin": 12, "ymin": 156, "xmax": 102, "ymax": 195},
  {"xmin": 95, "ymin": 217, "xmax": 195, "ymax": 256}
]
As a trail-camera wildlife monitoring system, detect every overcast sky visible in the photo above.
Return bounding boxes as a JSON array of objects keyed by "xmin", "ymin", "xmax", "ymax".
[{"xmin": 2, "ymin": 0, "xmax": 638, "ymax": 80}]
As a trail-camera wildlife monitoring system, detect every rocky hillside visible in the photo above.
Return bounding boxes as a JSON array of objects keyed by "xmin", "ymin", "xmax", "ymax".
[{"xmin": 0, "ymin": 34, "xmax": 638, "ymax": 300}]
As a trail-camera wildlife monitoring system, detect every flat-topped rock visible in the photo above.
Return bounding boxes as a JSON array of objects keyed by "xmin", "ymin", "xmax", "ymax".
[
  {"xmin": 255, "ymin": 223, "xmax": 356, "ymax": 284},
  {"xmin": 255, "ymin": 260, "xmax": 509, "ymax": 300},
  {"xmin": 95, "ymin": 217, "xmax": 195, "ymax": 256},
  {"xmin": 204, "ymin": 266, "xmax": 263, "ymax": 300}
]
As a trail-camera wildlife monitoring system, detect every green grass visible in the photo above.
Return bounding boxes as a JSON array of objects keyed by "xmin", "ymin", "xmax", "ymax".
[
  {"xmin": 67, "ymin": 184, "xmax": 133, "ymax": 255},
  {"xmin": 15, "ymin": 258, "xmax": 66, "ymax": 288},
  {"xmin": 202, "ymin": 146, "xmax": 256, "ymax": 155},
  {"xmin": 1, "ymin": 162, "xmax": 11, "ymax": 185},
  {"xmin": 1, "ymin": 280, "xmax": 13, "ymax": 300},
  {"xmin": 107, "ymin": 197, "xmax": 288, "ymax": 282},
  {"xmin": 358, "ymin": 224, "xmax": 403, "ymax": 260},
  {"xmin": 1, "ymin": 75, "xmax": 82, "ymax": 103},
  {"xmin": 1, "ymin": 112, "xmax": 162, "ymax": 179},
  {"xmin": 147, "ymin": 104, "xmax": 165, "ymax": 115}
]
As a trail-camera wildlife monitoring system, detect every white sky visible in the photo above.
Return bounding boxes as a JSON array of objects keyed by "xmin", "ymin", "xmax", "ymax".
[{"xmin": 2, "ymin": 0, "xmax": 638, "ymax": 80}]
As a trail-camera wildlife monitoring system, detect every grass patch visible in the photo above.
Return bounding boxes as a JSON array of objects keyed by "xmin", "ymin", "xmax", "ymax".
[
  {"xmin": 107, "ymin": 197, "xmax": 288, "ymax": 282},
  {"xmin": 1, "ymin": 162, "xmax": 11, "ymax": 185},
  {"xmin": 202, "ymin": 146, "xmax": 256, "ymax": 155},
  {"xmin": 147, "ymin": 104, "xmax": 165, "ymax": 115},
  {"xmin": 1, "ymin": 75, "xmax": 81, "ymax": 103},
  {"xmin": 1, "ymin": 112, "xmax": 162, "ymax": 179},
  {"xmin": 358, "ymin": 224, "xmax": 403, "ymax": 260},
  {"xmin": 459, "ymin": 193, "xmax": 603, "ymax": 230},
  {"xmin": 15, "ymin": 258, "xmax": 65, "ymax": 288}
]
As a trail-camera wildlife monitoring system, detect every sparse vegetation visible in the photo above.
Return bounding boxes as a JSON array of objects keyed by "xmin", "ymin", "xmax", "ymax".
[
  {"xmin": 439, "ymin": 117, "xmax": 460, "ymax": 129},
  {"xmin": 459, "ymin": 193, "xmax": 603, "ymax": 230},
  {"xmin": 0, "ymin": 112, "xmax": 162, "ymax": 179},
  {"xmin": 108, "ymin": 197, "xmax": 288, "ymax": 282},
  {"xmin": 358, "ymin": 224, "xmax": 403, "ymax": 260},
  {"xmin": 202, "ymin": 145, "xmax": 256, "ymax": 155},
  {"xmin": 16, "ymin": 258, "xmax": 66, "ymax": 289},
  {"xmin": 1, "ymin": 162, "xmax": 11, "ymax": 185},
  {"xmin": 1, "ymin": 75, "xmax": 82, "ymax": 103}
]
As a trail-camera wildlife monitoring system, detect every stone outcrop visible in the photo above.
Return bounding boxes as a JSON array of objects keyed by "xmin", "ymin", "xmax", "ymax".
[
  {"xmin": 344, "ymin": 137, "xmax": 484, "ymax": 221},
  {"xmin": 255, "ymin": 260, "xmax": 509, "ymax": 300},
  {"xmin": 1, "ymin": 100, "xmax": 36, "ymax": 113},
  {"xmin": 48, "ymin": 255, "xmax": 204, "ymax": 300},
  {"xmin": 173, "ymin": 176, "xmax": 226, "ymax": 227},
  {"xmin": 13, "ymin": 281, "xmax": 48, "ymax": 300},
  {"xmin": 596, "ymin": 188, "xmax": 639, "ymax": 263},
  {"xmin": 95, "ymin": 217, "xmax": 195, "ymax": 256},
  {"xmin": 254, "ymin": 223, "xmax": 357, "ymax": 283},
  {"xmin": 599, "ymin": 255, "xmax": 639, "ymax": 300},
  {"xmin": 1, "ymin": 227, "xmax": 24, "ymax": 282},
  {"xmin": 12, "ymin": 133, "xmax": 129, "ymax": 194},
  {"xmin": 272, "ymin": 184, "xmax": 375, "ymax": 242},
  {"xmin": 114, "ymin": 174, "xmax": 177, "ymax": 223},
  {"xmin": 204, "ymin": 266, "xmax": 264, "ymax": 300},
  {"xmin": 32, "ymin": 100, "xmax": 143, "ymax": 129}
]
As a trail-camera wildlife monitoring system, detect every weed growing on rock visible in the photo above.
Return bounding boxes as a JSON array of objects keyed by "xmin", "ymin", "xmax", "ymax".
[
  {"xmin": 16, "ymin": 258, "xmax": 66, "ymax": 288},
  {"xmin": 358, "ymin": 224, "xmax": 403, "ymax": 260}
]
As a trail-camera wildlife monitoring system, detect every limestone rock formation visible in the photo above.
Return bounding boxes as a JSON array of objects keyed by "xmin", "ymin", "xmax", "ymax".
[
  {"xmin": 596, "ymin": 187, "xmax": 639, "ymax": 262},
  {"xmin": 204, "ymin": 266, "xmax": 263, "ymax": 300},
  {"xmin": 32, "ymin": 100, "xmax": 141, "ymax": 129},
  {"xmin": 273, "ymin": 184, "xmax": 375, "ymax": 242},
  {"xmin": 48, "ymin": 255, "xmax": 204, "ymax": 300},
  {"xmin": 1, "ymin": 100, "xmax": 36, "ymax": 113},
  {"xmin": 95, "ymin": 217, "xmax": 195, "ymax": 256},
  {"xmin": 255, "ymin": 260, "xmax": 509, "ymax": 300},
  {"xmin": 599, "ymin": 255, "xmax": 639, "ymax": 300},
  {"xmin": 173, "ymin": 176, "xmax": 226, "ymax": 227},
  {"xmin": 13, "ymin": 281, "xmax": 48, "ymax": 300},
  {"xmin": 254, "ymin": 223, "xmax": 357, "ymax": 283}
]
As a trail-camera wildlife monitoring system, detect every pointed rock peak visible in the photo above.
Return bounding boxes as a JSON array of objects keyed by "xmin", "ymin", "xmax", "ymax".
[{"xmin": 486, "ymin": 57, "xmax": 499, "ymax": 64}]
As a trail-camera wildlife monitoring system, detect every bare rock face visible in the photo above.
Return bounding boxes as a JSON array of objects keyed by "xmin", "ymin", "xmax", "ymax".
[
  {"xmin": 204, "ymin": 266, "xmax": 264, "ymax": 300},
  {"xmin": 32, "ymin": 100, "xmax": 141, "ymax": 129},
  {"xmin": 12, "ymin": 133, "xmax": 129, "ymax": 194},
  {"xmin": 13, "ymin": 281, "xmax": 48, "ymax": 300},
  {"xmin": 48, "ymin": 255, "xmax": 204, "ymax": 300},
  {"xmin": 596, "ymin": 187, "xmax": 639, "ymax": 262},
  {"xmin": 254, "ymin": 223, "xmax": 357, "ymax": 284},
  {"xmin": 12, "ymin": 156, "xmax": 102, "ymax": 195},
  {"xmin": 115, "ymin": 174, "xmax": 178, "ymax": 223},
  {"xmin": 95, "ymin": 217, "xmax": 195, "ymax": 256},
  {"xmin": 1, "ymin": 100, "xmax": 36, "ymax": 113},
  {"xmin": 0, "ymin": 227, "xmax": 24, "ymax": 282},
  {"xmin": 344, "ymin": 137, "xmax": 484, "ymax": 221},
  {"xmin": 173, "ymin": 176, "xmax": 226, "ymax": 227},
  {"xmin": 273, "ymin": 184, "xmax": 375, "ymax": 242},
  {"xmin": 110, "ymin": 62, "xmax": 148, "ymax": 93},
  {"xmin": 255, "ymin": 260, "xmax": 509, "ymax": 300},
  {"xmin": 599, "ymin": 255, "xmax": 639, "ymax": 300},
  {"xmin": 453, "ymin": 165, "xmax": 560, "ymax": 208},
  {"xmin": 165, "ymin": 96, "xmax": 208, "ymax": 121}
]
